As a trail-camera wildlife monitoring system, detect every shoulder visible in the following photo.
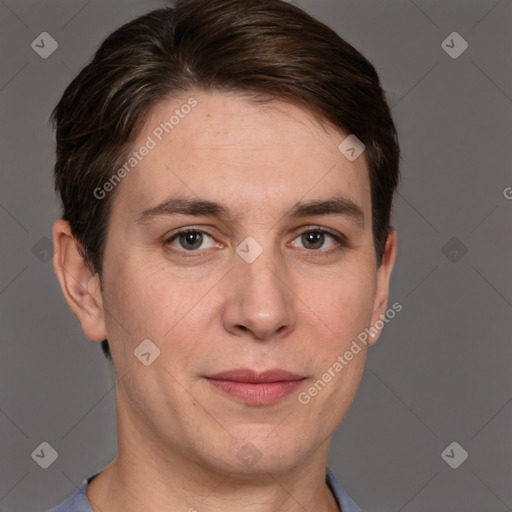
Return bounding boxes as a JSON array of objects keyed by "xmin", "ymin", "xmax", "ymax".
[
  {"xmin": 326, "ymin": 466, "xmax": 365, "ymax": 512},
  {"xmin": 45, "ymin": 474, "xmax": 98, "ymax": 512}
]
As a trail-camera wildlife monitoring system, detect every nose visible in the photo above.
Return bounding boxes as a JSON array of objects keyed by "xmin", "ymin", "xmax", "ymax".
[{"xmin": 221, "ymin": 245, "xmax": 297, "ymax": 341}]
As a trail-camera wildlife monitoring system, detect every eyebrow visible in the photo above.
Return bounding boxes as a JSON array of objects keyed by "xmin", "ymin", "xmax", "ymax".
[
  {"xmin": 287, "ymin": 197, "xmax": 364, "ymax": 227},
  {"xmin": 135, "ymin": 195, "xmax": 364, "ymax": 227},
  {"xmin": 136, "ymin": 197, "xmax": 231, "ymax": 224}
]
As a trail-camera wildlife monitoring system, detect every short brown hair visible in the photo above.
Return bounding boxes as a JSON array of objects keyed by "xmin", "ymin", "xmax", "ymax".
[{"xmin": 51, "ymin": 0, "xmax": 400, "ymax": 360}]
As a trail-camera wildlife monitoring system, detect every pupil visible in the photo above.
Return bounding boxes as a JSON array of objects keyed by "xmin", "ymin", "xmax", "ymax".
[
  {"xmin": 181, "ymin": 232, "xmax": 202, "ymax": 249},
  {"xmin": 303, "ymin": 232, "xmax": 323, "ymax": 249}
]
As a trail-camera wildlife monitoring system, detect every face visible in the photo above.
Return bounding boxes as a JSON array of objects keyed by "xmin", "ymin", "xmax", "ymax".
[{"xmin": 82, "ymin": 91, "xmax": 395, "ymax": 475}]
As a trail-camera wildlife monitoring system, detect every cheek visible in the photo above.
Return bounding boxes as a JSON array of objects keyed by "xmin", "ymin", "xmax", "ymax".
[
  {"xmin": 105, "ymin": 266, "xmax": 158, "ymax": 330},
  {"xmin": 100, "ymin": 255, "xmax": 169, "ymax": 359},
  {"xmin": 102, "ymin": 254, "xmax": 217, "ymax": 361},
  {"xmin": 299, "ymin": 268, "xmax": 376, "ymax": 419},
  {"xmin": 301, "ymin": 263, "xmax": 377, "ymax": 344}
]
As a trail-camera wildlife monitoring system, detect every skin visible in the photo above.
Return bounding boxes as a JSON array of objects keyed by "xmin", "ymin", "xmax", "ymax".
[{"xmin": 53, "ymin": 90, "xmax": 396, "ymax": 512}]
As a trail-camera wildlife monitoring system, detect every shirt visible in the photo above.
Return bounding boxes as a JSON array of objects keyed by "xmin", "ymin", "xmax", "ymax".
[{"xmin": 47, "ymin": 466, "xmax": 363, "ymax": 512}]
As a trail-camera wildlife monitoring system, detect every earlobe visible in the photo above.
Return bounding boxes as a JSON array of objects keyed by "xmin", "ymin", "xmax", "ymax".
[
  {"xmin": 368, "ymin": 229, "xmax": 397, "ymax": 345},
  {"xmin": 52, "ymin": 219, "xmax": 107, "ymax": 342}
]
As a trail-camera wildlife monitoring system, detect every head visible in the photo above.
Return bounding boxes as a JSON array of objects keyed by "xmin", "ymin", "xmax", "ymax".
[{"xmin": 52, "ymin": 0, "xmax": 399, "ymax": 476}]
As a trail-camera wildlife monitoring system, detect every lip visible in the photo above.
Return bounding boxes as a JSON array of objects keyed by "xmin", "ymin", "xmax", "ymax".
[
  {"xmin": 206, "ymin": 368, "xmax": 305, "ymax": 383},
  {"xmin": 204, "ymin": 368, "xmax": 306, "ymax": 405}
]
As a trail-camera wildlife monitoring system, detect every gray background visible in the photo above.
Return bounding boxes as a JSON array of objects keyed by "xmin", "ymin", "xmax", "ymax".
[{"xmin": 1, "ymin": 0, "xmax": 511, "ymax": 511}]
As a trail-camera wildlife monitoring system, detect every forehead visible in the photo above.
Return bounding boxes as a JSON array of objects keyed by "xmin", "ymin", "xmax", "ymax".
[{"xmin": 113, "ymin": 91, "xmax": 370, "ymax": 219}]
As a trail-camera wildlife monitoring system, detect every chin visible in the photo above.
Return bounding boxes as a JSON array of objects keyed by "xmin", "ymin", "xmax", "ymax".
[{"xmin": 202, "ymin": 435, "xmax": 307, "ymax": 477}]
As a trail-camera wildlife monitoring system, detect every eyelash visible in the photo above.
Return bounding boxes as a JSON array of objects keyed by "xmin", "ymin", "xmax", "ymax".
[{"xmin": 164, "ymin": 226, "xmax": 348, "ymax": 256}]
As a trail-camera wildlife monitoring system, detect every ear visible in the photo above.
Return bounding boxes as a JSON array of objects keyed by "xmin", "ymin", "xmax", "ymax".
[
  {"xmin": 367, "ymin": 229, "xmax": 397, "ymax": 345},
  {"xmin": 52, "ymin": 219, "xmax": 107, "ymax": 342}
]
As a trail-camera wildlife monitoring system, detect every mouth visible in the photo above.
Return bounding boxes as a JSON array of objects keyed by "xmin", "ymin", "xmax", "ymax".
[{"xmin": 204, "ymin": 368, "xmax": 307, "ymax": 405}]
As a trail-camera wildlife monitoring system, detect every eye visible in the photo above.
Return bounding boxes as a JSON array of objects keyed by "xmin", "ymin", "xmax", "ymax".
[
  {"xmin": 290, "ymin": 228, "xmax": 344, "ymax": 251},
  {"xmin": 166, "ymin": 229, "xmax": 218, "ymax": 251}
]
